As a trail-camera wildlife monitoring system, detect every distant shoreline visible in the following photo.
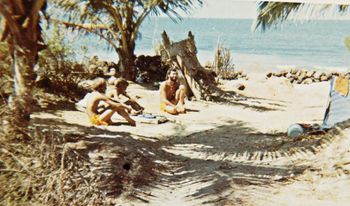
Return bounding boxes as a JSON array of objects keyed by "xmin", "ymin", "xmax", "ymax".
[{"xmin": 69, "ymin": 18, "xmax": 350, "ymax": 71}]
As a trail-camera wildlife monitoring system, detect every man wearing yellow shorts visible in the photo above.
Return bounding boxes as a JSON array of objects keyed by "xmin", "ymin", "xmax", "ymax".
[
  {"xmin": 86, "ymin": 78, "xmax": 136, "ymax": 126},
  {"xmin": 159, "ymin": 68, "xmax": 187, "ymax": 115}
]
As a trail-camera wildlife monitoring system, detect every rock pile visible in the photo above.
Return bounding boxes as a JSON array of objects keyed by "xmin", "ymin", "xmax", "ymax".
[
  {"xmin": 266, "ymin": 69, "xmax": 350, "ymax": 84},
  {"xmin": 203, "ymin": 63, "xmax": 248, "ymax": 81},
  {"xmin": 135, "ymin": 55, "xmax": 169, "ymax": 83}
]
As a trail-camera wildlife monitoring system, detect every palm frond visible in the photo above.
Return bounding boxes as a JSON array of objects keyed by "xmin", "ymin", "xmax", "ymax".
[
  {"xmin": 50, "ymin": 0, "xmax": 203, "ymax": 52},
  {"xmin": 255, "ymin": 2, "xmax": 303, "ymax": 31},
  {"xmin": 255, "ymin": 1, "xmax": 350, "ymax": 31},
  {"xmin": 49, "ymin": 18, "xmax": 118, "ymax": 50},
  {"xmin": 339, "ymin": 4, "xmax": 350, "ymax": 12}
]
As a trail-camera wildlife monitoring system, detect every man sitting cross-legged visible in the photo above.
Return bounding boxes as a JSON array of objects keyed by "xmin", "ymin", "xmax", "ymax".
[
  {"xmin": 105, "ymin": 78, "xmax": 144, "ymax": 116},
  {"xmin": 86, "ymin": 78, "xmax": 136, "ymax": 126},
  {"xmin": 160, "ymin": 68, "xmax": 187, "ymax": 115}
]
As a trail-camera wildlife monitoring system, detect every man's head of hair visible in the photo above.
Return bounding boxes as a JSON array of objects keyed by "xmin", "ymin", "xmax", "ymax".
[
  {"xmin": 91, "ymin": 77, "xmax": 106, "ymax": 91},
  {"xmin": 166, "ymin": 68, "xmax": 178, "ymax": 80},
  {"xmin": 114, "ymin": 78, "xmax": 129, "ymax": 88}
]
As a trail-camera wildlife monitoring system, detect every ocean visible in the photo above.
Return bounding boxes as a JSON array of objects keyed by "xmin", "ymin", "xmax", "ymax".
[{"xmin": 76, "ymin": 18, "xmax": 350, "ymax": 71}]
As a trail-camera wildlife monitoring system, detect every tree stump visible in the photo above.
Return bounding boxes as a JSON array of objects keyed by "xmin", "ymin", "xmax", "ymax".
[{"xmin": 159, "ymin": 31, "xmax": 218, "ymax": 100}]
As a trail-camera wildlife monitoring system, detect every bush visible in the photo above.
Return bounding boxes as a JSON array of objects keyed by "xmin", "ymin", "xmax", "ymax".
[
  {"xmin": 212, "ymin": 42, "xmax": 236, "ymax": 80},
  {"xmin": 36, "ymin": 24, "xmax": 90, "ymax": 99}
]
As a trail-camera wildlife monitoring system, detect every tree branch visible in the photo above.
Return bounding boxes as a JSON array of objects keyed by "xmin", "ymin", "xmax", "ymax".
[
  {"xmin": 49, "ymin": 18, "xmax": 118, "ymax": 51},
  {"xmin": 103, "ymin": 1, "xmax": 128, "ymax": 50}
]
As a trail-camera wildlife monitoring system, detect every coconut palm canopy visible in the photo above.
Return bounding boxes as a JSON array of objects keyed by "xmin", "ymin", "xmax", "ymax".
[
  {"xmin": 255, "ymin": 1, "xmax": 349, "ymax": 30},
  {"xmin": 50, "ymin": 0, "xmax": 203, "ymax": 46},
  {"xmin": 49, "ymin": 0, "xmax": 203, "ymax": 80},
  {"xmin": 50, "ymin": 0, "xmax": 202, "ymax": 48}
]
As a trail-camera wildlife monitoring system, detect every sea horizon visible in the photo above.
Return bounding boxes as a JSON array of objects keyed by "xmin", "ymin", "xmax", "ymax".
[{"xmin": 68, "ymin": 17, "xmax": 350, "ymax": 72}]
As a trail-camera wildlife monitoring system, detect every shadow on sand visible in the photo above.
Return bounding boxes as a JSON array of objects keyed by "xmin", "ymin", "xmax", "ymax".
[
  {"xmin": 131, "ymin": 120, "xmax": 337, "ymax": 205},
  {"xmin": 213, "ymin": 90, "xmax": 287, "ymax": 112},
  {"xmin": 31, "ymin": 109, "xmax": 339, "ymax": 205}
]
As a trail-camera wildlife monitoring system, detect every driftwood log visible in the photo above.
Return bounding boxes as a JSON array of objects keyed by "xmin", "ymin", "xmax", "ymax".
[{"xmin": 159, "ymin": 31, "xmax": 218, "ymax": 100}]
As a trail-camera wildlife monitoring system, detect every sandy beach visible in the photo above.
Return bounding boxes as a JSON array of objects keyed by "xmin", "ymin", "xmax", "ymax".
[
  {"xmin": 3, "ymin": 1, "xmax": 350, "ymax": 205},
  {"xmin": 30, "ymin": 67, "xmax": 350, "ymax": 206}
]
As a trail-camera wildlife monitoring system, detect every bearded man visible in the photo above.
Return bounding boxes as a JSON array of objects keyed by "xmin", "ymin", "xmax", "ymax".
[{"xmin": 159, "ymin": 68, "xmax": 187, "ymax": 115}]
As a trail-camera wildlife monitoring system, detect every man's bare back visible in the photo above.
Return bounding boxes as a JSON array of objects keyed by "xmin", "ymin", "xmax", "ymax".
[{"xmin": 85, "ymin": 78, "xmax": 136, "ymax": 126}]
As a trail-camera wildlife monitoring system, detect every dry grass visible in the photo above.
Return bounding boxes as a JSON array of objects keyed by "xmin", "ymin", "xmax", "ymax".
[
  {"xmin": 0, "ymin": 124, "xmax": 161, "ymax": 205},
  {"xmin": 0, "ymin": 130, "xmax": 103, "ymax": 205}
]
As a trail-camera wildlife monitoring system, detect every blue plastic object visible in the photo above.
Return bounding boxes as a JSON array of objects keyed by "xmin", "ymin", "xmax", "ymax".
[
  {"xmin": 138, "ymin": 113, "xmax": 156, "ymax": 119},
  {"xmin": 287, "ymin": 124, "xmax": 304, "ymax": 138}
]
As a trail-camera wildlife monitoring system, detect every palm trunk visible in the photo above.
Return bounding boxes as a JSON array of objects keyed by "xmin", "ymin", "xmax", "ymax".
[
  {"xmin": 0, "ymin": 0, "xmax": 45, "ymax": 138},
  {"xmin": 117, "ymin": 47, "xmax": 136, "ymax": 81},
  {"xmin": 4, "ymin": 45, "xmax": 36, "ymax": 136}
]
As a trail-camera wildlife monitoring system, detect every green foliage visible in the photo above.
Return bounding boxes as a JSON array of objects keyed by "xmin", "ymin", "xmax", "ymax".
[
  {"xmin": 37, "ymin": 24, "xmax": 89, "ymax": 98},
  {"xmin": 51, "ymin": 0, "xmax": 203, "ymax": 80},
  {"xmin": 344, "ymin": 36, "xmax": 350, "ymax": 52},
  {"xmin": 255, "ymin": 2, "xmax": 350, "ymax": 30},
  {"xmin": 212, "ymin": 42, "xmax": 236, "ymax": 80}
]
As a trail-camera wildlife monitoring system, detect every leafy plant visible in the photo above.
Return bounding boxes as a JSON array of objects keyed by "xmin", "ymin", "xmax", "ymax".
[
  {"xmin": 51, "ymin": 0, "xmax": 203, "ymax": 80},
  {"xmin": 37, "ymin": 24, "xmax": 89, "ymax": 98},
  {"xmin": 255, "ymin": 2, "xmax": 349, "ymax": 30},
  {"xmin": 212, "ymin": 42, "xmax": 236, "ymax": 80}
]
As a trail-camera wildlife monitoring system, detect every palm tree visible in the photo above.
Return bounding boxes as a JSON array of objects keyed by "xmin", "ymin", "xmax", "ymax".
[
  {"xmin": 255, "ymin": 2, "xmax": 349, "ymax": 30},
  {"xmin": 50, "ymin": 0, "xmax": 203, "ymax": 80},
  {"xmin": 0, "ymin": 0, "xmax": 47, "ymax": 136}
]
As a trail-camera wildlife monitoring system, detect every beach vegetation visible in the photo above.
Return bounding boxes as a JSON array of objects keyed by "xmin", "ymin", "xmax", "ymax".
[
  {"xmin": 50, "ymin": 0, "xmax": 203, "ymax": 81},
  {"xmin": 36, "ymin": 23, "xmax": 89, "ymax": 99},
  {"xmin": 212, "ymin": 41, "xmax": 236, "ymax": 80}
]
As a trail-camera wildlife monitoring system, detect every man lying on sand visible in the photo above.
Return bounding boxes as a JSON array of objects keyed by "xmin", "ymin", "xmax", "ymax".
[
  {"xmin": 105, "ymin": 78, "xmax": 144, "ymax": 116},
  {"xmin": 86, "ymin": 78, "xmax": 136, "ymax": 126},
  {"xmin": 160, "ymin": 68, "xmax": 187, "ymax": 115}
]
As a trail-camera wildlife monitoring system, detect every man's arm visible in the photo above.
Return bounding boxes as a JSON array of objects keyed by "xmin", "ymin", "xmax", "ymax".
[
  {"xmin": 99, "ymin": 93, "xmax": 132, "ymax": 112},
  {"xmin": 105, "ymin": 89, "xmax": 131, "ymax": 107},
  {"xmin": 160, "ymin": 82, "xmax": 175, "ymax": 106},
  {"xmin": 121, "ymin": 91, "xmax": 131, "ymax": 99}
]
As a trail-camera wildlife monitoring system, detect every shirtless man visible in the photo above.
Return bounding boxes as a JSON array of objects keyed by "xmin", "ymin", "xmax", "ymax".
[
  {"xmin": 86, "ymin": 78, "xmax": 136, "ymax": 126},
  {"xmin": 160, "ymin": 68, "xmax": 186, "ymax": 115},
  {"xmin": 105, "ymin": 78, "xmax": 144, "ymax": 115},
  {"xmin": 106, "ymin": 68, "xmax": 118, "ymax": 86}
]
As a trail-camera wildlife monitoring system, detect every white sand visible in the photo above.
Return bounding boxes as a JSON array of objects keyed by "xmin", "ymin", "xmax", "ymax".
[{"xmin": 32, "ymin": 71, "xmax": 350, "ymax": 206}]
